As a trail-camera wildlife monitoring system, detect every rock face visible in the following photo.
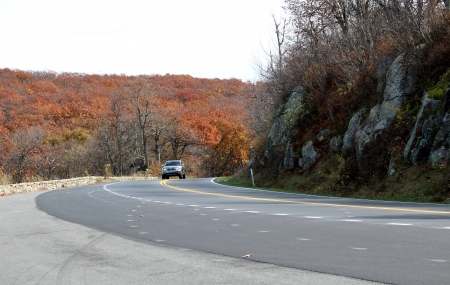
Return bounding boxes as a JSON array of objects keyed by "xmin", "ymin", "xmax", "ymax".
[
  {"xmin": 353, "ymin": 47, "xmax": 423, "ymax": 174},
  {"xmin": 265, "ymin": 86, "xmax": 308, "ymax": 166},
  {"xmin": 404, "ymin": 93, "xmax": 442, "ymax": 159},
  {"xmin": 264, "ymin": 45, "xmax": 450, "ymax": 175}
]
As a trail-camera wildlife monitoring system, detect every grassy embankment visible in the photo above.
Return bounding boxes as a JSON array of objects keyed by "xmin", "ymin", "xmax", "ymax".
[{"xmin": 217, "ymin": 156, "xmax": 450, "ymax": 204}]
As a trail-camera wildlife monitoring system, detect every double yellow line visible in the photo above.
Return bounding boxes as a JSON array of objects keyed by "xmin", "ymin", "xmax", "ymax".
[{"xmin": 160, "ymin": 180, "xmax": 450, "ymax": 215}]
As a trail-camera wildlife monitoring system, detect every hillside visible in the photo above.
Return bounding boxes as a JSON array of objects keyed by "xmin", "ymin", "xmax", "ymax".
[
  {"xmin": 0, "ymin": 71, "xmax": 260, "ymax": 183},
  {"xmin": 226, "ymin": 1, "xmax": 450, "ymax": 203}
]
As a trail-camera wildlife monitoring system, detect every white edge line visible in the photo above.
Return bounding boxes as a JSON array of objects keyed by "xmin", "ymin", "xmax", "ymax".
[{"xmin": 210, "ymin": 178, "xmax": 450, "ymax": 206}]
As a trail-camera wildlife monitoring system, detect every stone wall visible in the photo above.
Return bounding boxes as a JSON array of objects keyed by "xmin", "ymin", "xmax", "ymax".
[{"xmin": 0, "ymin": 176, "xmax": 158, "ymax": 196}]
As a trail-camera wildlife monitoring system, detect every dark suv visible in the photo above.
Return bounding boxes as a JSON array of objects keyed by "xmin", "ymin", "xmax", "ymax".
[{"xmin": 162, "ymin": 160, "xmax": 186, "ymax": 179}]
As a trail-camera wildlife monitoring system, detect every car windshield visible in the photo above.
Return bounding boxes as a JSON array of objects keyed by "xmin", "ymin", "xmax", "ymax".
[{"xmin": 166, "ymin": 161, "xmax": 181, "ymax": 166}]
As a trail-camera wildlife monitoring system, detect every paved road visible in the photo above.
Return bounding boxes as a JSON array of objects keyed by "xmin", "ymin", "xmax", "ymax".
[
  {"xmin": 1, "ymin": 182, "xmax": 382, "ymax": 285},
  {"xmin": 33, "ymin": 178, "xmax": 450, "ymax": 284}
]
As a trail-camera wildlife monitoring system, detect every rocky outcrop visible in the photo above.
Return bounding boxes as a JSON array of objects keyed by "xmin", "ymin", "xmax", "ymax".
[
  {"xmin": 266, "ymin": 86, "xmax": 308, "ymax": 165},
  {"xmin": 352, "ymin": 47, "xmax": 423, "ymax": 174},
  {"xmin": 404, "ymin": 93, "xmax": 442, "ymax": 159},
  {"xmin": 264, "ymin": 45, "xmax": 450, "ymax": 175}
]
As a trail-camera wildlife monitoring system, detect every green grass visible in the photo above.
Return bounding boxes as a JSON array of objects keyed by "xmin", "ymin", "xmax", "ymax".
[{"xmin": 217, "ymin": 157, "xmax": 450, "ymax": 204}]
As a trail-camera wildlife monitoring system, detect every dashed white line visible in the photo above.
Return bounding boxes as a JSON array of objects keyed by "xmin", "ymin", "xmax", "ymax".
[
  {"xmin": 126, "ymin": 220, "xmax": 134, "ymax": 222},
  {"xmin": 130, "ymin": 225, "xmax": 138, "ymax": 228},
  {"xmin": 231, "ymin": 224, "xmax": 240, "ymax": 227},
  {"xmin": 155, "ymin": 240, "xmax": 165, "ymax": 242},
  {"xmin": 351, "ymin": 247, "xmax": 368, "ymax": 250},
  {"xmin": 189, "ymin": 205, "xmax": 199, "ymax": 207},
  {"xmin": 258, "ymin": 230, "xmax": 270, "ymax": 233},
  {"xmin": 296, "ymin": 238, "xmax": 310, "ymax": 241},
  {"xmin": 204, "ymin": 207, "xmax": 216, "ymax": 209},
  {"xmin": 426, "ymin": 259, "xmax": 447, "ymax": 262},
  {"xmin": 273, "ymin": 213, "xmax": 289, "ymax": 216},
  {"xmin": 443, "ymin": 227, "xmax": 450, "ymax": 229},
  {"xmin": 342, "ymin": 219, "xmax": 363, "ymax": 222},
  {"xmin": 224, "ymin": 209, "xmax": 236, "ymax": 211},
  {"xmin": 304, "ymin": 216, "xmax": 323, "ymax": 219},
  {"xmin": 139, "ymin": 232, "xmax": 148, "ymax": 234},
  {"xmin": 245, "ymin": 211, "xmax": 260, "ymax": 214},
  {"xmin": 213, "ymin": 219, "xmax": 220, "ymax": 221},
  {"xmin": 388, "ymin": 223, "xmax": 412, "ymax": 226},
  {"xmin": 127, "ymin": 215, "xmax": 134, "ymax": 217}
]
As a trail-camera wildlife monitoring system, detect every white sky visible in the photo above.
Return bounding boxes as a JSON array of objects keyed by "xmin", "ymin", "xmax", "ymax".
[{"xmin": 0, "ymin": 0, "xmax": 285, "ymax": 81}]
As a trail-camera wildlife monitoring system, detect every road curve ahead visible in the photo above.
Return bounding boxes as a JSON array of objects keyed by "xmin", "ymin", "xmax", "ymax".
[{"xmin": 36, "ymin": 178, "xmax": 450, "ymax": 285}]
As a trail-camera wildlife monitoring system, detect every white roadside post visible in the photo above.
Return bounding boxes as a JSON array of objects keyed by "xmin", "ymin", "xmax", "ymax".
[{"xmin": 250, "ymin": 168, "xmax": 256, "ymax": 187}]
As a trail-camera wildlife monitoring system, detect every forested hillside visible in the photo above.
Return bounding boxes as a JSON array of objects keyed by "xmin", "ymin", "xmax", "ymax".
[
  {"xmin": 0, "ymin": 71, "xmax": 268, "ymax": 183},
  {"xmin": 237, "ymin": 0, "xmax": 450, "ymax": 202}
]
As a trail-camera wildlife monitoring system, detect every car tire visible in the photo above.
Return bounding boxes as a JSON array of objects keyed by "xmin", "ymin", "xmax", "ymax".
[
  {"xmin": 182, "ymin": 174, "xmax": 186, "ymax": 179},
  {"xmin": 162, "ymin": 175, "xmax": 166, "ymax": 179}
]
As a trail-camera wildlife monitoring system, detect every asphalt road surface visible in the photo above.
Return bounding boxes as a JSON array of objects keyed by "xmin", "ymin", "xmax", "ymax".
[{"xmin": 32, "ymin": 178, "xmax": 450, "ymax": 284}]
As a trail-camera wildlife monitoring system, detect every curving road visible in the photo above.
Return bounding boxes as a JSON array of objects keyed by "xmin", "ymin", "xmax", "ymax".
[{"xmin": 36, "ymin": 178, "xmax": 450, "ymax": 285}]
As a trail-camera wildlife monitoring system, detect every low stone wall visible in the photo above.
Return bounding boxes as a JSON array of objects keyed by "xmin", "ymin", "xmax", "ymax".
[{"xmin": 0, "ymin": 176, "xmax": 158, "ymax": 196}]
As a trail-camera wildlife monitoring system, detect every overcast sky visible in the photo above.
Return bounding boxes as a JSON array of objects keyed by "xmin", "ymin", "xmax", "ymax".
[{"xmin": 0, "ymin": 0, "xmax": 285, "ymax": 81}]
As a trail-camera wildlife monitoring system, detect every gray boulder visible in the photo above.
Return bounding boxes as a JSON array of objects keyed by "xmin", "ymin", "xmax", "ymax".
[
  {"xmin": 329, "ymin": 136, "xmax": 343, "ymax": 152},
  {"xmin": 342, "ymin": 109, "xmax": 365, "ymax": 157},
  {"xmin": 317, "ymin": 129, "xmax": 330, "ymax": 142},
  {"xmin": 388, "ymin": 161, "xmax": 396, "ymax": 176},
  {"xmin": 299, "ymin": 141, "xmax": 318, "ymax": 170},
  {"xmin": 428, "ymin": 146, "xmax": 450, "ymax": 166}
]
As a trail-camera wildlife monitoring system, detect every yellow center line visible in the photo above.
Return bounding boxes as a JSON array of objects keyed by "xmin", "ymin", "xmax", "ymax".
[{"xmin": 160, "ymin": 181, "xmax": 450, "ymax": 215}]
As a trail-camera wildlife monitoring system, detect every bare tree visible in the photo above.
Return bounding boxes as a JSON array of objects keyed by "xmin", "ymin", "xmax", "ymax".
[
  {"xmin": 7, "ymin": 127, "xmax": 44, "ymax": 183},
  {"xmin": 124, "ymin": 76, "xmax": 155, "ymax": 168},
  {"xmin": 107, "ymin": 89, "xmax": 134, "ymax": 176}
]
